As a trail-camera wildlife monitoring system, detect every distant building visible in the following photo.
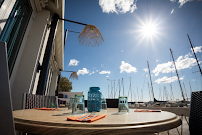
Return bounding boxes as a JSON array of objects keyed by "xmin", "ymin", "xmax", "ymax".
[
  {"xmin": 58, "ymin": 92, "xmax": 84, "ymax": 105},
  {"xmin": 0, "ymin": 0, "xmax": 65, "ymax": 110}
]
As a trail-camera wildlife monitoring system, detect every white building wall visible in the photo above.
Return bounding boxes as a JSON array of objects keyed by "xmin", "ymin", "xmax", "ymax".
[
  {"xmin": 11, "ymin": 10, "xmax": 51, "ymax": 110},
  {"xmin": 49, "ymin": 70, "xmax": 58, "ymax": 96},
  {"xmin": 0, "ymin": 0, "xmax": 64, "ymax": 110}
]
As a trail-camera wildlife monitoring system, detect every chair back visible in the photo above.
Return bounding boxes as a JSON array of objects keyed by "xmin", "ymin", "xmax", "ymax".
[
  {"xmin": 189, "ymin": 91, "xmax": 202, "ymax": 134},
  {"xmin": 23, "ymin": 93, "xmax": 58, "ymax": 109}
]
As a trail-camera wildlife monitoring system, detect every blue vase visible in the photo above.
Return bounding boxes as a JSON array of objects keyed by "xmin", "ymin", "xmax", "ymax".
[{"xmin": 87, "ymin": 87, "xmax": 102, "ymax": 112}]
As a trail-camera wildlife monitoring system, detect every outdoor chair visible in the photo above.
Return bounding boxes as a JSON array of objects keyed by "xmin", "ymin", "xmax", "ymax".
[
  {"xmin": 23, "ymin": 93, "xmax": 58, "ymax": 109},
  {"xmin": 189, "ymin": 91, "xmax": 202, "ymax": 134}
]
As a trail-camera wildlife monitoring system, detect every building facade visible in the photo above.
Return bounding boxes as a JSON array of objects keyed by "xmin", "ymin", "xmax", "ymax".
[{"xmin": 0, "ymin": 0, "xmax": 64, "ymax": 110}]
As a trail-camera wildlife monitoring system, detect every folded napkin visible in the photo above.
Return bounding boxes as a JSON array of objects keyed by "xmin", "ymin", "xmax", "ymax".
[
  {"xmin": 34, "ymin": 107, "xmax": 58, "ymax": 110},
  {"xmin": 67, "ymin": 114, "xmax": 106, "ymax": 122},
  {"xmin": 134, "ymin": 109, "xmax": 161, "ymax": 112}
]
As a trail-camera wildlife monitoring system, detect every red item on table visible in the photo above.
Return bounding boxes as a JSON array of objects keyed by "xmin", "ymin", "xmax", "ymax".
[
  {"xmin": 134, "ymin": 109, "xmax": 161, "ymax": 112},
  {"xmin": 34, "ymin": 107, "xmax": 58, "ymax": 110}
]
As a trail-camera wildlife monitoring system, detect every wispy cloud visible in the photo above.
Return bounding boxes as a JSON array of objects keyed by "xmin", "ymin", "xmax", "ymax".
[
  {"xmin": 89, "ymin": 71, "xmax": 95, "ymax": 75},
  {"xmin": 152, "ymin": 52, "xmax": 196, "ymax": 76},
  {"xmin": 170, "ymin": 0, "xmax": 193, "ymax": 8},
  {"xmin": 99, "ymin": 70, "xmax": 111, "ymax": 74},
  {"xmin": 156, "ymin": 60, "xmax": 159, "ymax": 62},
  {"xmin": 171, "ymin": 9, "xmax": 174, "ymax": 14},
  {"xmin": 179, "ymin": 0, "xmax": 193, "ymax": 8},
  {"xmin": 120, "ymin": 61, "xmax": 137, "ymax": 73},
  {"xmin": 99, "ymin": 0, "xmax": 137, "ymax": 14},
  {"xmin": 155, "ymin": 76, "xmax": 184, "ymax": 84},
  {"xmin": 77, "ymin": 68, "xmax": 89, "ymax": 75},
  {"xmin": 143, "ymin": 68, "xmax": 148, "ymax": 72},
  {"xmin": 191, "ymin": 46, "xmax": 202, "ymax": 53},
  {"xmin": 68, "ymin": 59, "xmax": 79, "ymax": 66},
  {"xmin": 106, "ymin": 76, "xmax": 109, "ymax": 77},
  {"xmin": 101, "ymin": 64, "xmax": 104, "ymax": 67}
]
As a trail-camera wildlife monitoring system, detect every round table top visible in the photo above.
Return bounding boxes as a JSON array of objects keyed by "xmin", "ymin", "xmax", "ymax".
[{"xmin": 13, "ymin": 108, "xmax": 181, "ymax": 135}]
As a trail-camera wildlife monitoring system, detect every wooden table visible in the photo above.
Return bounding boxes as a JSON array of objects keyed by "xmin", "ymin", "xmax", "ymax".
[{"xmin": 13, "ymin": 108, "xmax": 181, "ymax": 135}]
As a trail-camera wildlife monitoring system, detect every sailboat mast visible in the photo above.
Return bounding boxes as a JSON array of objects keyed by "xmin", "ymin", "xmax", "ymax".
[
  {"xmin": 119, "ymin": 79, "xmax": 120, "ymax": 98},
  {"xmin": 114, "ymin": 82, "xmax": 115, "ymax": 99},
  {"xmin": 170, "ymin": 48, "xmax": 185, "ymax": 101},
  {"xmin": 137, "ymin": 87, "xmax": 139, "ymax": 102},
  {"xmin": 189, "ymin": 82, "xmax": 192, "ymax": 101},
  {"xmin": 187, "ymin": 34, "xmax": 202, "ymax": 75},
  {"xmin": 141, "ymin": 89, "xmax": 143, "ymax": 102},
  {"xmin": 159, "ymin": 88, "xmax": 161, "ymax": 101},
  {"xmin": 148, "ymin": 82, "xmax": 151, "ymax": 101},
  {"xmin": 183, "ymin": 82, "xmax": 189, "ymax": 101},
  {"xmin": 108, "ymin": 85, "xmax": 109, "ymax": 98},
  {"xmin": 170, "ymin": 84, "xmax": 174, "ymax": 101},
  {"xmin": 147, "ymin": 61, "xmax": 155, "ymax": 100},
  {"xmin": 122, "ymin": 78, "xmax": 124, "ymax": 96}
]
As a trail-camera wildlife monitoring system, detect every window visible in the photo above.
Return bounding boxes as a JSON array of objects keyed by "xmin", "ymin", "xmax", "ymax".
[{"xmin": 0, "ymin": 0, "xmax": 32, "ymax": 76}]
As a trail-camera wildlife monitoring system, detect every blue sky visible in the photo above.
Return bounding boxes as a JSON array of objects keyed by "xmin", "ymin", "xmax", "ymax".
[{"xmin": 62, "ymin": 0, "xmax": 202, "ymax": 101}]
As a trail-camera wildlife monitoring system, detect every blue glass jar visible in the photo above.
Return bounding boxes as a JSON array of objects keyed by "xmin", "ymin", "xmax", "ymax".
[{"xmin": 87, "ymin": 87, "xmax": 102, "ymax": 112}]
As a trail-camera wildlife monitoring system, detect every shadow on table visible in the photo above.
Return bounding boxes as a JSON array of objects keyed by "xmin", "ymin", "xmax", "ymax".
[{"xmin": 111, "ymin": 112, "xmax": 128, "ymax": 115}]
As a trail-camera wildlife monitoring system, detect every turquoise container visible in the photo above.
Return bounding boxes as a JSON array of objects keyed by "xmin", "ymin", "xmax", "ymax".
[
  {"xmin": 72, "ymin": 95, "xmax": 85, "ymax": 114},
  {"xmin": 118, "ymin": 96, "xmax": 129, "ymax": 112},
  {"xmin": 87, "ymin": 87, "xmax": 102, "ymax": 112}
]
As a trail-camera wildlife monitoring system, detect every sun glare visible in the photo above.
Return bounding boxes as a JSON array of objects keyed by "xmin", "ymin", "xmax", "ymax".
[{"xmin": 142, "ymin": 23, "xmax": 157, "ymax": 36}]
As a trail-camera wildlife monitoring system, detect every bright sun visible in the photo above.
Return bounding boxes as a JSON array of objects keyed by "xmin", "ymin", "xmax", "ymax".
[{"xmin": 142, "ymin": 23, "xmax": 157, "ymax": 36}]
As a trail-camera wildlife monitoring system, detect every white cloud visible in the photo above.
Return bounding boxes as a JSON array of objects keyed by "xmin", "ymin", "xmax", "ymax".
[
  {"xmin": 89, "ymin": 71, "xmax": 95, "ymax": 75},
  {"xmin": 152, "ymin": 61, "xmax": 174, "ymax": 76},
  {"xmin": 191, "ymin": 46, "xmax": 202, "ymax": 53},
  {"xmin": 77, "ymin": 68, "xmax": 89, "ymax": 75},
  {"xmin": 178, "ymin": 0, "xmax": 193, "ymax": 8},
  {"xmin": 143, "ymin": 68, "xmax": 148, "ymax": 72},
  {"xmin": 101, "ymin": 64, "xmax": 104, "ymax": 67},
  {"xmin": 175, "ymin": 54, "xmax": 196, "ymax": 70},
  {"xmin": 152, "ymin": 53, "xmax": 197, "ymax": 76},
  {"xmin": 68, "ymin": 59, "xmax": 79, "ymax": 66},
  {"xmin": 106, "ymin": 76, "xmax": 109, "ymax": 77},
  {"xmin": 120, "ymin": 61, "xmax": 137, "ymax": 73},
  {"xmin": 155, "ymin": 76, "xmax": 184, "ymax": 84},
  {"xmin": 156, "ymin": 60, "xmax": 159, "ymax": 62},
  {"xmin": 99, "ymin": 70, "xmax": 111, "ymax": 74},
  {"xmin": 99, "ymin": 0, "xmax": 137, "ymax": 14},
  {"xmin": 96, "ymin": 70, "xmax": 98, "ymax": 72}
]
